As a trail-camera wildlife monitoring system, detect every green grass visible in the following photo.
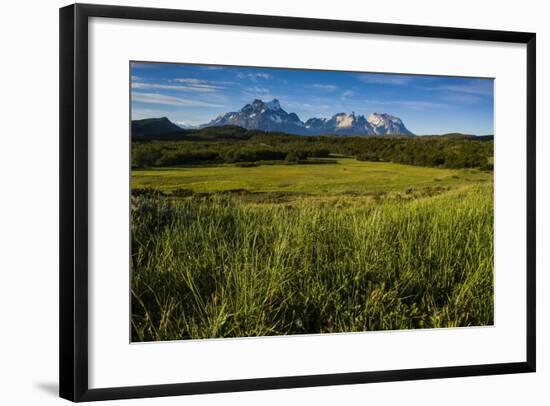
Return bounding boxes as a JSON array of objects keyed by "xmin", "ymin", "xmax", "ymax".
[
  {"xmin": 131, "ymin": 160, "xmax": 493, "ymax": 341},
  {"xmin": 132, "ymin": 158, "xmax": 492, "ymax": 195}
]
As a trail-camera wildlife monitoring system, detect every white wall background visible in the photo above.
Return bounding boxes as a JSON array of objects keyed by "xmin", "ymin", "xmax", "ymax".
[{"xmin": 0, "ymin": 0, "xmax": 547, "ymax": 404}]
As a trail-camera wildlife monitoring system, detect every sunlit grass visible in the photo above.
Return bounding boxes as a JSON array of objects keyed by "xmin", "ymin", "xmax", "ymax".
[
  {"xmin": 131, "ymin": 178, "xmax": 493, "ymax": 341},
  {"xmin": 131, "ymin": 158, "xmax": 492, "ymax": 194}
]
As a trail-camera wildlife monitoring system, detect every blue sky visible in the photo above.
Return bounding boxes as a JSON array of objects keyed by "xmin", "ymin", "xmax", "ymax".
[{"xmin": 131, "ymin": 62, "xmax": 494, "ymax": 135}]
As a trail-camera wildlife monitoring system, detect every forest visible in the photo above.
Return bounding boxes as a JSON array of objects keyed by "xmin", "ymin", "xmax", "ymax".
[{"xmin": 132, "ymin": 126, "xmax": 494, "ymax": 170}]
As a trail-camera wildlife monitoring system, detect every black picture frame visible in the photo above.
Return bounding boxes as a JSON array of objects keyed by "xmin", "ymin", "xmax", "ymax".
[{"xmin": 59, "ymin": 3, "xmax": 536, "ymax": 402}]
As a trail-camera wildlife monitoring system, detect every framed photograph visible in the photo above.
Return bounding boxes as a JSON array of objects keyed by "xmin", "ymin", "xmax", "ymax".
[{"xmin": 59, "ymin": 3, "xmax": 536, "ymax": 402}]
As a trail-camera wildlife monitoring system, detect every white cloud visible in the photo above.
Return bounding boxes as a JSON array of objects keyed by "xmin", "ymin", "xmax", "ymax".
[
  {"xmin": 201, "ymin": 66, "xmax": 225, "ymax": 71},
  {"xmin": 241, "ymin": 86, "xmax": 274, "ymax": 100},
  {"xmin": 311, "ymin": 84, "xmax": 338, "ymax": 92},
  {"xmin": 132, "ymin": 107, "xmax": 171, "ymax": 119},
  {"xmin": 435, "ymin": 83, "xmax": 493, "ymax": 96},
  {"xmin": 379, "ymin": 100, "xmax": 448, "ymax": 110},
  {"xmin": 132, "ymin": 82, "xmax": 222, "ymax": 93},
  {"xmin": 395, "ymin": 100, "xmax": 448, "ymax": 110},
  {"xmin": 174, "ymin": 78, "xmax": 208, "ymax": 84},
  {"xmin": 246, "ymin": 86, "xmax": 270, "ymax": 93},
  {"xmin": 439, "ymin": 93, "xmax": 482, "ymax": 103},
  {"xmin": 353, "ymin": 98, "xmax": 448, "ymax": 111},
  {"xmin": 237, "ymin": 72, "xmax": 273, "ymax": 81},
  {"xmin": 174, "ymin": 77, "xmax": 237, "ymax": 87},
  {"xmin": 132, "ymin": 92, "xmax": 225, "ymax": 107},
  {"xmin": 341, "ymin": 90, "xmax": 355, "ymax": 98},
  {"xmin": 419, "ymin": 79, "xmax": 493, "ymax": 98},
  {"xmin": 357, "ymin": 74, "xmax": 412, "ymax": 85}
]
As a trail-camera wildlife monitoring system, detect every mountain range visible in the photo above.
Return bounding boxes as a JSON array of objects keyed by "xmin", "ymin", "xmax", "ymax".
[
  {"xmin": 202, "ymin": 98, "xmax": 414, "ymax": 136},
  {"xmin": 131, "ymin": 99, "xmax": 415, "ymax": 138}
]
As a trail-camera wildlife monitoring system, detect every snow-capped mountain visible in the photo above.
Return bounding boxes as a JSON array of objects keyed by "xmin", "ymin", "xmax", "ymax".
[
  {"xmin": 175, "ymin": 120, "xmax": 197, "ymax": 129},
  {"xmin": 368, "ymin": 113, "xmax": 413, "ymax": 136},
  {"xmin": 312, "ymin": 112, "xmax": 376, "ymax": 136},
  {"xmin": 202, "ymin": 99, "xmax": 414, "ymax": 136},
  {"xmin": 203, "ymin": 99, "xmax": 305, "ymax": 134}
]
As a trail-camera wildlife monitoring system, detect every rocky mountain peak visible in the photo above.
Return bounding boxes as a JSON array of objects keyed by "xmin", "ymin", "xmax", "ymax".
[{"xmin": 202, "ymin": 99, "xmax": 414, "ymax": 136}]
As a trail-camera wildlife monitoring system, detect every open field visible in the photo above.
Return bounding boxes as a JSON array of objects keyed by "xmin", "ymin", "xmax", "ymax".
[
  {"xmin": 131, "ymin": 158, "xmax": 493, "ymax": 341},
  {"xmin": 132, "ymin": 158, "xmax": 492, "ymax": 195}
]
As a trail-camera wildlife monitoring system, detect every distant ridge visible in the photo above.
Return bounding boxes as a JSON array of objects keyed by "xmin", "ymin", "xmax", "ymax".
[
  {"xmin": 202, "ymin": 99, "xmax": 414, "ymax": 136},
  {"xmin": 131, "ymin": 116, "xmax": 493, "ymax": 141},
  {"xmin": 132, "ymin": 117, "xmax": 182, "ymax": 138}
]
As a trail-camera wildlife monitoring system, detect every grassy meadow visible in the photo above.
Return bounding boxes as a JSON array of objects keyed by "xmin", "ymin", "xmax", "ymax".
[
  {"xmin": 131, "ymin": 156, "xmax": 493, "ymax": 341},
  {"xmin": 132, "ymin": 158, "xmax": 491, "ymax": 194}
]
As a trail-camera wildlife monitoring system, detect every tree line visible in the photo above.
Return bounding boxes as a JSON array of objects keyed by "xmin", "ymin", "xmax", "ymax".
[{"xmin": 132, "ymin": 130, "xmax": 493, "ymax": 170}]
